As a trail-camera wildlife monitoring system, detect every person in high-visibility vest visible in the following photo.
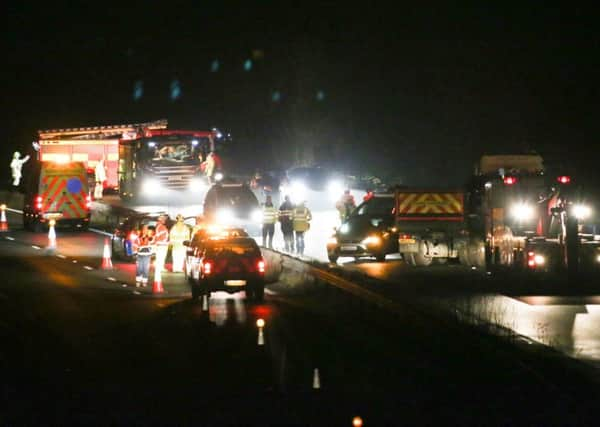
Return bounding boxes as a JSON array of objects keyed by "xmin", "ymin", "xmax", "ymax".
[
  {"xmin": 94, "ymin": 157, "xmax": 107, "ymax": 200},
  {"xmin": 154, "ymin": 215, "xmax": 170, "ymax": 273},
  {"xmin": 10, "ymin": 151, "xmax": 30, "ymax": 188},
  {"xmin": 261, "ymin": 195, "xmax": 278, "ymax": 249},
  {"xmin": 170, "ymin": 214, "xmax": 190, "ymax": 273},
  {"xmin": 292, "ymin": 200, "xmax": 312, "ymax": 255},
  {"xmin": 132, "ymin": 225, "xmax": 154, "ymax": 287}
]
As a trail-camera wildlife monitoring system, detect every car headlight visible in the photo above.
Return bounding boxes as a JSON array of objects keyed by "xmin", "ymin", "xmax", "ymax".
[
  {"xmin": 216, "ymin": 208, "xmax": 234, "ymax": 224},
  {"xmin": 339, "ymin": 223, "xmax": 350, "ymax": 234},
  {"xmin": 189, "ymin": 178, "xmax": 207, "ymax": 192},
  {"xmin": 511, "ymin": 203, "xmax": 534, "ymax": 221},
  {"xmin": 214, "ymin": 172, "xmax": 224, "ymax": 182},
  {"xmin": 572, "ymin": 204, "xmax": 592, "ymax": 220},
  {"xmin": 327, "ymin": 180, "xmax": 344, "ymax": 201},
  {"xmin": 251, "ymin": 209, "xmax": 263, "ymax": 223},
  {"xmin": 533, "ymin": 254, "xmax": 545, "ymax": 265},
  {"xmin": 142, "ymin": 178, "xmax": 159, "ymax": 194},
  {"xmin": 290, "ymin": 180, "xmax": 307, "ymax": 204},
  {"xmin": 362, "ymin": 235, "xmax": 382, "ymax": 246}
]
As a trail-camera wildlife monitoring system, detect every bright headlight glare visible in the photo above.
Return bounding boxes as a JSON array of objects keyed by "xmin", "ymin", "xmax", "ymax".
[
  {"xmin": 189, "ymin": 178, "xmax": 207, "ymax": 192},
  {"xmin": 216, "ymin": 208, "xmax": 234, "ymax": 223},
  {"xmin": 533, "ymin": 254, "xmax": 545, "ymax": 265},
  {"xmin": 362, "ymin": 235, "xmax": 382, "ymax": 246},
  {"xmin": 327, "ymin": 180, "xmax": 343, "ymax": 200},
  {"xmin": 142, "ymin": 178, "xmax": 159, "ymax": 194},
  {"xmin": 251, "ymin": 209, "xmax": 263, "ymax": 223},
  {"xmin": 327, "ymin": 236, "xmax": 337, "ymax": 245},
  {"xmin": 290, "ymin": 180, "xmax": 307, "ymax": 204},
  {"xmin": 596, "ymin": 254, "xmax": 600, "ymax": 263},
  {"xmin": 214, "ymin": 172, "xmax": 224, "ymax": 182},
  {"xmin": 340, "ymin": 223, "xmax": 350, "ymax": 234},
  {"xmin": 572, "ymin": 204, "xmax": 591, "ymax": 220},
  {"xmin": 511, "ymin": 203, "xmax": 534, "ymax": 220}
]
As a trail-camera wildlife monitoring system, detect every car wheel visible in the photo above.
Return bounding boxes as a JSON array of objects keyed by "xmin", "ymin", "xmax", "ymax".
[
  {"xmin": 328, "ymin": 254, "xmax": 338, "ymax": 263},
  {"xmin": 191, "ymin": 284, "xmax": 200, "ymax": 300},
  {"xmin": 253, "ymin": 283, "xmax": 265, "ymax": 302},
  {"xmin": 374, "ymin": 252, "xmax": 386, "ymax": 262}
]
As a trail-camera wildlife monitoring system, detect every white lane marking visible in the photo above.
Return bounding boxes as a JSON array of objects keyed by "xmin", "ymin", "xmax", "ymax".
[
  {"xmin": 83, "ymin": 266, "xmax": 93, "ymax": 271},
  {"xmin": 133, "ymin": 291, "xmax": 141, "ymax": 295},
  {"xmin": 265, "ymin": 288, "xmax": 278, "ymax": 296},
  {"xmin": 107, "ymin": 277, "xmax": 117, "ymax": 282},
  {"xmin": 5, "ymin": 236, "xmax": 15, "ymax": 241},
  {"xmin": 89, "ymin": 228, "xmax": 114, "ymax": 238},
  {"xmin": 56, "ymin": 254, "xmax": 67, "ymax": 259},
  {"xmin": 72, "ymin": 260, "xmax": 78, "ymax": 263},
  {"xmin": 31, "ymin": 245, "xmax": 41, "ymax": 250},
  {"xmin": 5, "ymin": 207, "xmax": 23, "ymax": 214},
  {"xmin": 122, "ymin": 284, "xmax": 128, "ymax": 287}
]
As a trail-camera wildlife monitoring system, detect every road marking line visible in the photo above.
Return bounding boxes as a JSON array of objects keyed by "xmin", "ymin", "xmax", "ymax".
[
  {"xmin": 133, "ymin": 290, "xmax": 141, "ymax": 295},
  {"xmin": 31, "ymin": 245, "xmax": 41, "ymax": 250},
  {"xmin": 122, "ymin": 284, "xmax": 128, "ymax": 287},
  {"xmin": 5, "ymin": 207, "xmax": 23, "ymax": 214},
  {"xmin": 83, "ymin": 266, "xmax": 93, "ymax": 270},
  {"xmin": 89, "ymin": 227, "xmax": 113, "ymax": 237},
  {"xmin": 5, "ymin": 236, "xmax": 15, "ymax": 241},
  {"xmin": 107, "ymin": 277, "xmax": 117, "ymax": 282},
  {"xmin": 56, "ymin": 254, "xmax": 67, "ymax": 259},
  {"xmin": 72, "ymin": 260, "xmax": 78, "ymax": 263}
]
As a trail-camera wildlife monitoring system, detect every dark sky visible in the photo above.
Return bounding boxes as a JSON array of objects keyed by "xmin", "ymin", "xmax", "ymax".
[{"xmin": 2, "ymin": 3, "xmax": 599, "ymax": 187}]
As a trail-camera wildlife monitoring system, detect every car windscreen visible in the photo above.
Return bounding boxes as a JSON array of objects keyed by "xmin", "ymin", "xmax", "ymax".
[
  {"xmin": 137, "ymin": 138, "xmax": 206, "ymax": 165},
  {"xmin": 355, "ymin": 197, "xmax": 394, "ymax": 216},
  {"xmin": 206, "ymin": 241, "xmax": 260, "ymax": 257},
  {"xmin": 205, "ymin": 186, "xmax": 259, "ymax": 210}
]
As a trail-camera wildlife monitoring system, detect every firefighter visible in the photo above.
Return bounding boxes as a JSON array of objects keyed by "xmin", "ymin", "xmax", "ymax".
[
  {"xmin": 292, "ymin": 200, "xmax": 312, "ymax": 255},
  {"xmin": 94, "ymin": 157, "xmax": 107, "ymax": 199},
  {"xmin": 170, "ymin": 214, "xmax": 190, "ymax": 273},
  {"xmin": 10, "ymin": 151, "xmax": 30, "ymax": 188},
  {"xmin": 336, "ymin": 189, "xmax": 356, "ymax": 223},
  {"xmin": 203, "ymin": 151, "xmax": 216, "ymax": 184},
  {"xmin": 261, "ymin": 195, "xmax": 278, "ymax": 249},
  {"xmin": 154, "ymin": 215, "xmax": 170, "ymax": 273},
  {"xmin": 133, "ymin": 225, "xmax": 154, "ymax": 287},
  {"xmin": 279, "ymin": 195, "xmax": 295, "ymax": 252}
]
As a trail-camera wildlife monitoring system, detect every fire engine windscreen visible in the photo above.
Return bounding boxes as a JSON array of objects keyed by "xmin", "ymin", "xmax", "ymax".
[{"xmin": 139, "ymin": 138, "xmax": 206, "ymax": 165}]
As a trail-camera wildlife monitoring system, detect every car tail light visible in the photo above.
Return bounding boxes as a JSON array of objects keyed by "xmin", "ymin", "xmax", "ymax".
[
  {"xmin": 557, "ymin": 175, "xmax": 571, "ymax": 184},
  {"xmin": 203, "ymin": 261, "xmax": 213, "ymax": 275},
  {"xmin": 85, "ymin": 194, "xmax": 92, "ymax": 209},
  {"xmin": 527, "ymin": 251, "xmax": 536, "ymax": 268},
  {"xmin": 503, "ymin": 176, "xmax": 517, "ymax": 185},
  {"xmin": 35, "ymin": 195, "xmax": 43, "ymax": 210},
  {"xmin": 257, "ymin": 259, "xmax": 265, "ymax": 273}
]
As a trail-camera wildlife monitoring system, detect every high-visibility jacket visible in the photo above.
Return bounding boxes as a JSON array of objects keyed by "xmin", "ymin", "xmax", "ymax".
[
  {"xmin": 155, "ymin": 222, "xmax": 170, "ymax": 246},
  {"xmin": 170, "ymin": 222, "xmax": 190, "ymax": 245},
  {"xmin": 292, "ymin": 206, "xmax": 312, "ymax": 232},
  {"xmin": 262, "ymin": 206, "xmax": 278, "ymax": 224},
  {"xmin": 132, "ymin": 233, "xmax": 154, "ymax": 255}
]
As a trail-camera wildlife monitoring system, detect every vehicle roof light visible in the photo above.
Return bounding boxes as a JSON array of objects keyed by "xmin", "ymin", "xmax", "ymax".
[{"xmin": 503, "ymin": 176, "xmax": 517, "ymax": 185}]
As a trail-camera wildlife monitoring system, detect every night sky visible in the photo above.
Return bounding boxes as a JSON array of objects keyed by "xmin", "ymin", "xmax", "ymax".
[{"xmin": 3, "ymin": 4, "xmax": 599, "ymax": 188}]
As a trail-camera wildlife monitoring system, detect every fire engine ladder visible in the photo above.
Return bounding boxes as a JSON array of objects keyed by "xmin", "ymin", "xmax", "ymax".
[{"xmin": 38, "ymin": 119, "xmax": 168, "ymax": 140}]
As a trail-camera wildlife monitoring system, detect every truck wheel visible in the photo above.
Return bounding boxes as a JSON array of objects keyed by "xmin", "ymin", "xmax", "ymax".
[
  {"xmin": 328, "ymin": 255, "xmax": 339, "ymax": 263},
  {"xmin": 414, "ymin": 251, "xmax": 433, "ymax": 267}
]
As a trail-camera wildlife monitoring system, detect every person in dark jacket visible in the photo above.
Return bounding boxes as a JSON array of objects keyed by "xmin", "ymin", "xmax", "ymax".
[{"xmin": 278, "ymin": 195, "xmax": 295, "ymax": 252}]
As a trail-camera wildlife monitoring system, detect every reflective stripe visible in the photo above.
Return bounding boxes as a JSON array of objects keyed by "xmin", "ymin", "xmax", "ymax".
[
  {"xmin": 155, "ymin": 224, "xmax": 169, "ymax": 245},
  {"xmin": 263, "ymin": 207, "xmax": 278, "ymax": 224}
]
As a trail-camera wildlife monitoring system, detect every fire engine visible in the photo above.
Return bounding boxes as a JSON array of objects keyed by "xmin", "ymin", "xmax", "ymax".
[{"xmin": 37, "ymin": 119, "xmax": 168, "ymax": 191}]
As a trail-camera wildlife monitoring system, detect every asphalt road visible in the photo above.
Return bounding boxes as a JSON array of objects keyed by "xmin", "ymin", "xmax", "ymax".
[{"xmin": 2, "ymin": 209, "xmax": 600, "ymax": 425}]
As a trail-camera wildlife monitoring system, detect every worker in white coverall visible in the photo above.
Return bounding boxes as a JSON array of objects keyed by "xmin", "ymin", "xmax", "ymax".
[
  {"xmin": 169, "ymin": 214, "xmax": 190, "ymax": 273},
  {"xmin": 10, "ymin": 151, "xmax": 30, "ymax": 187},
  {"xmin": 94, "ymin": 157, "xmax": 107, "ymax": 199},
  {"xmin": 154, "ymin": 215, "xmax": 170, "ymax": 273}
]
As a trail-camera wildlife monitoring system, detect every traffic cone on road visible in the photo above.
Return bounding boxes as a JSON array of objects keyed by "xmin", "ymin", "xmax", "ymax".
[
  {"xmin": 153, "ymin": 269, "xmax": 164, "ymax": 294},
  {"xmin": 101, "ymin": 238, "xmax": 113, "ymax": 270},
  {"xmin": 0, "ymin": 204, "xmax": 8, "ymax": 232},
  {"xmin": 47, "ymin": 219, "xmax": 57, "ymax": 249}
]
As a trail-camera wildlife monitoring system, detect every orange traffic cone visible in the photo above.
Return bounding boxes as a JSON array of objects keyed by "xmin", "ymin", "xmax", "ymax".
[
  {"xmin": 48, "ymin": 219, "xmax": 57, "ymax": 249},
  {"xmin": 101, "ymin": 238, "xmax": 113, "ymax": 269},
  {"xmin": 153, "ymin": 269, "xmax": 164, "ymax": 294},
  {"xmin": 0, "ymin": 204, "xmax": 8, "ymax": 232}
]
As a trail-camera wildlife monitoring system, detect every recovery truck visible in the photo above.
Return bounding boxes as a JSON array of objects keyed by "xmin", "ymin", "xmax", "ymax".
[
  {"xmin": 396, "ymin": 154, "xmax": 600, "ymax": 272},
  {"xmin": 37, "ymin": 119, "xmax": 168, "ymax": 191}
]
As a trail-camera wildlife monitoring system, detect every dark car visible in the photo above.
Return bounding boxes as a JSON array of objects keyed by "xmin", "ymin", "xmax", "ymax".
[
  {"xmin": 203, "ymin": 181, "xmax": 261, "ymax": 233},
  {"xmin": 111, "ymin": 212, "xmax": 194, "ymax": 261},
  {"xmin": 184, "ymin": 236, "xmax": 265, "ymax": 301},
  {"xmin": 326, "ymin": 193, "xmax": 399, "ymax": 263}
]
